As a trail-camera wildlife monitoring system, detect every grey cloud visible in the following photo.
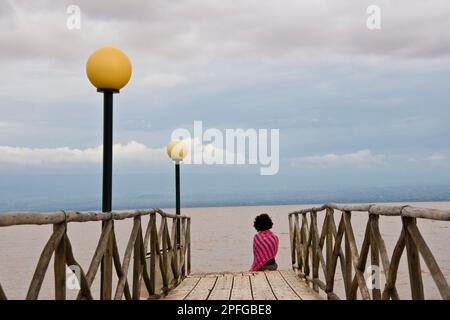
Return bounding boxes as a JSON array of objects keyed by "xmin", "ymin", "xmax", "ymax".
[
  {"xmin": 1, "ymin": 0, "xmax": 450, "ymax": 66},
  {"xmin": 1, "ymin": 0, "xmax": 449, "ymax": 163}
]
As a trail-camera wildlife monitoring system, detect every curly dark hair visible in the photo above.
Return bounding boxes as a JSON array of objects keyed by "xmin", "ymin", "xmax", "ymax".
[{"xmin": 253, "ymin": 213, "xmax": 273, "ymax": 231}]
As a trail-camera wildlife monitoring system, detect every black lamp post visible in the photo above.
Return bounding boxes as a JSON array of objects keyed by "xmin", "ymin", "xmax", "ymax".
[
  {"xmin": 86, "ymin": 47, "xmax": 132, "ymax": 299},
  {"xmin": 175, "ymin": 160, "xmax": 181, "ymax": 244},
  {"xmin": 100, "ymin": 89, "xmax": 118, "ymax": 213}
]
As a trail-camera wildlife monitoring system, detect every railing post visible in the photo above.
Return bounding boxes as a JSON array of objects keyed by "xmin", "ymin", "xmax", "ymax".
[
  {"xmin": 294, "ymin": 214, "xmax": 302, "ymax": 272},
  {"xmin": 187, "ymin": 218, "xmax": 191, "ymax": 275},
  {"xmin": 311, "ymin": 210, "xmax": 319, "ymax": 292},
  {"xmin": 54, "ymin": 223, "xmax": 66, "ymax": 300},
  {"xmin": 325, "ymin": 208, "xmax": 334, "ymax": 295},
  {"xmin": 181, "ymin": 217, "xmax": 187, "ymax": 277},
  {"xmin": 171, "ymin": 217, "xmax": 180, "ymax": 281},
  {"xmin": 370, "ymin": 214, "xmax": 381, "ymax": 300},
  {"xmin": 402, "ymin": 216, "xmax": 424, "ymax": 300},
  {"xmin": 288, "ymin": 214, "xmax": 295, "ymax": 267},
  {"xmin": 302, "ymin": 213, "xmax": 310, "ymax": 277},
  {"xmin": 161, "ymin": 217, "xmax": 169, "ymax": 289},
  {"xmin": 132, "ymin": 216, "xmax": 142, "ymax": 299},
  {"xmin": 101, "ymin": 219, "xmax": 113, "ymax": 300},
  {"xmin": 149, "ymin": 213, "xmax": 156, "ymax": 295},
  {"xmin": 344, "ymin": 211, "xmax": 352, "ymax": 299}
]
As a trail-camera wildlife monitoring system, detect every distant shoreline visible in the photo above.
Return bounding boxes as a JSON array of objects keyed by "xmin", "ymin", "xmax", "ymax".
[
  {"xmin": 1, "ymin": 173, "xmax": 449, "ymax": 212},
  {"xmin": 2, "ymin": 200, "xmax": 450, "ymax": 213},
  {"xmin": 157, "ymin": 200, "xmax": 450, "ymax": 214},
  {"xmin": 163, "ymin": 199, "xmax": 450, "ymax": 211}
]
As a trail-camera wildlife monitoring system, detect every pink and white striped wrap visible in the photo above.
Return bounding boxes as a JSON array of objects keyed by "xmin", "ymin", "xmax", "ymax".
[{"xmin": 249, "ymin": 230, "xmax": 279, "ymax": 272}]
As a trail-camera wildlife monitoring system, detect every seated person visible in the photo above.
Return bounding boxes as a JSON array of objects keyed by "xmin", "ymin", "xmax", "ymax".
[{"xmin": 249, "ymin": 213, "xmax": 279, "ymax": 272}]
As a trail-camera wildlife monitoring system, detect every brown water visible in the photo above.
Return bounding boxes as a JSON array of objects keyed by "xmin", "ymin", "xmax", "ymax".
[{"xmin": 0, "ymin": 202, "xmax": 449, "ymax": 299}]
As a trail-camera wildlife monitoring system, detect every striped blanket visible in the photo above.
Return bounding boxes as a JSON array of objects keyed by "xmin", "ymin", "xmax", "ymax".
[{"xmin": 250, "ymin": 230, "xmax": 279, "ymax": 272}]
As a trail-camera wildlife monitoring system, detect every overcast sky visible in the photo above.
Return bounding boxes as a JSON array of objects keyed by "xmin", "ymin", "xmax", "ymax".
[{"xmin": 0, "ymin": 0, "xmax": 449, "ymax": 188}]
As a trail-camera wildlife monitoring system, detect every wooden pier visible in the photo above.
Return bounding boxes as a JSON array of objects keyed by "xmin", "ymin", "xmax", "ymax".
[
  {"xmin": 159, "ymin": 270, "xmax": 322, "ymax": 300},
  {"xmin": 0, "ymin": 203, "xmax": 449, "ymax": 300}
]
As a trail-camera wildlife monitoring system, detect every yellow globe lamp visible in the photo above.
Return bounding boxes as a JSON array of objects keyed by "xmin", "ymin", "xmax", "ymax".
[
  {"xmin": 166, "ymin": 140, "xmax": 187, "ymax": 162},
  {"xmin": 86, "ymin": 47, "xmax": 132, "ymax": 91}
]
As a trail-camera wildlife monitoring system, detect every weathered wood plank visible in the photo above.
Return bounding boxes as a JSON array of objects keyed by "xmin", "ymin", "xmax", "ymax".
[
  {"xmin": 185, "ymin": 277, "xmax": 217, "ymax": 300},
  {"xmin": 265, "ymin": 271, "xmax": 300, "ymax": 300},
  {"xmin": 163, "ymin": 276, "xmax": 201, "ymax": 300},
  {"xmin": 279, "ymin": 270, "xmax": 323, "ymax": 300},
  {"xmin": 160, "ymin": 271, "xmax": 335, "ymax": 300},
  {"xmin": 208, "ymin": 274, "xmax": 233, "ymax": 300},
  {"xmin": 250, "ymin": 272, "xmax": 276, "ymax": 300},
  {"xmin": 230, "ymin": 274, "xmax": 253, "ymax": 300}
]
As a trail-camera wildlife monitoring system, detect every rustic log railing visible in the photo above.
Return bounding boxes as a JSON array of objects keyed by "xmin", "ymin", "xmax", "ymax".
[
  {"xmin": 288, "ymin": 204, "xmax": 450, "ymax": 300},
  {"xmin": 0, "ymin": 209, "xmax": 191, "ymax": 300}
]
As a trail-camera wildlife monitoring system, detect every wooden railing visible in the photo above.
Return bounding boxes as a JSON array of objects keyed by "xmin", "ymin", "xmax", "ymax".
[
  {"xmin": 0, "ymin": 209, "xmax": 190, "ymax": 300},
  {"xmin": 288, "ymin": 204, "xmax": 450, "ymax": 300}
]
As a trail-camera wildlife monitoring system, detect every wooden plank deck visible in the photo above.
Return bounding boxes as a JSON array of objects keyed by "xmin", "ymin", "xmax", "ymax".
[{"xmin": 162, "ymin": 270, "xmax": 323, "ymax": 300}]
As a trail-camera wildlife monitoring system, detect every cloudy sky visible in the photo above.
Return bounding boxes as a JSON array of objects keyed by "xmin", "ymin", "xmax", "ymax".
[{"xmin": 0, "ymin": 1, "xmax": 449, "ymax": 208}]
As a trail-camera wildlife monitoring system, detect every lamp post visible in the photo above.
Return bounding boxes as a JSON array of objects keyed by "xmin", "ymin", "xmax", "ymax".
[
  {"xmin": 166, "ymin": 140, "xmax": 187, "ymax": 245},
  {"xmin": 86, "ymin": 47, "xmax": 132, "ymax": 299}
]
